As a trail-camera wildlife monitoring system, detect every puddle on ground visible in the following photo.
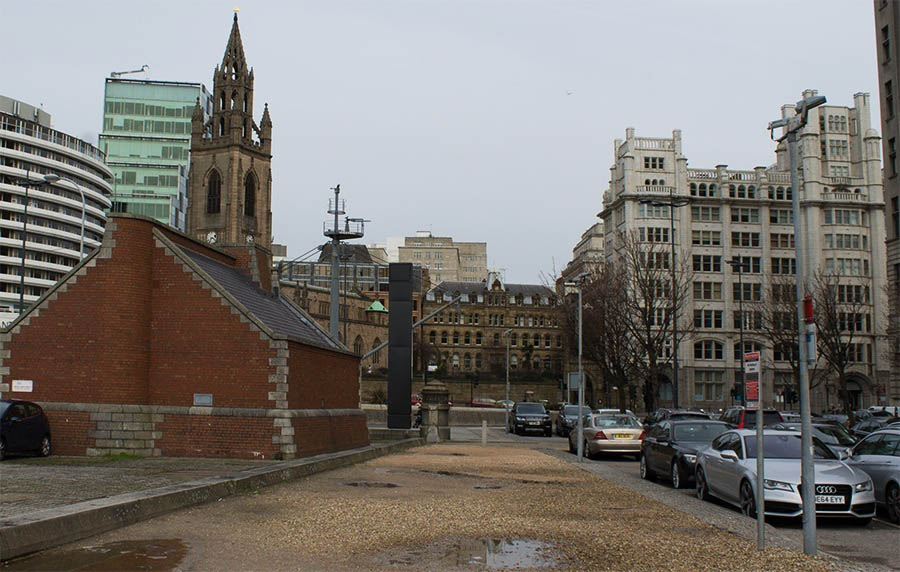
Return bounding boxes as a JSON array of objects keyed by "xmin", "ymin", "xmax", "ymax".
[
  {"xmin": 343, "ymin": 481, "xmax": 400, "ymax": 488},
  {"xmin": 385, "ymin": 538, "xmax": 556, "ymax": 569},
  {"xmin": 2, "ymin": 539, "xmax": 186, "ymax": 571}
]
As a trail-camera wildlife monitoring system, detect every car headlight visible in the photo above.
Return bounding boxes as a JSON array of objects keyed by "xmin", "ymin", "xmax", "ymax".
[
  {"xmin": 763, "ymin": 479, "xmax": 794, "ymax": 492},
  {"xmin": 682, "ymin": 454, "xmax": 697, "ymax": 464},
  {"xmin": 854, "ymin": 479, "xmax": 873, "ymax": 492},
  {"xmin": 516, "ymin": 417, "xmax": 525, "ymax": 422}
]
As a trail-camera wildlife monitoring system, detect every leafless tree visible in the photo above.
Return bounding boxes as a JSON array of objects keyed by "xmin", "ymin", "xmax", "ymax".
[{"xmin": 812, "ymin": 269, "xmax": 873, "ymax": 414}]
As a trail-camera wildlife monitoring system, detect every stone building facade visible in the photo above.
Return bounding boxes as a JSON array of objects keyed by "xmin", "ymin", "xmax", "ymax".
[
  {"xmin": 598, "ymin": 91, "xmax": 891, "ymax": 412},
  {"xmin": 422, "ymin": 272, "xmax": 565, "ymax": 380},
  {"xmin": 874, "ymin": 0, "xmax": 900, "ymax": 406},
  {"xmin": 560, "ymin": 221, "xmax": 604, "ymax": 283},
  {"xmin": 398, "ymin": 231, "xmax": 486, "ymax": 283}
]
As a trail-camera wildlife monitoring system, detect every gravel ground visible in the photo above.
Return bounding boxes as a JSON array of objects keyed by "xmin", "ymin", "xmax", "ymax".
[{"xmin": 8, "ymin": 443, "xmax": 837, "ymax": 571}]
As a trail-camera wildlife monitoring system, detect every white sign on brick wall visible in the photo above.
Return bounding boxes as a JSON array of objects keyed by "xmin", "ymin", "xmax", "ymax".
[{"xmin": 12, "ymin": 379, "xmax": 33, "ymax": 392}]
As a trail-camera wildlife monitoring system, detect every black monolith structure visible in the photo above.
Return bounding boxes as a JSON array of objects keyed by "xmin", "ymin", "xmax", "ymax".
[{"xmin": 387, "ymin": 263, "xmax": 413, "ymax": 428}]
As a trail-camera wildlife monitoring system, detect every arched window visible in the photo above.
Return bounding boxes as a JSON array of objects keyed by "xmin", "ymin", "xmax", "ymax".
[
  {"xmin": 453, "ymin": 331, "xmax": 459, "ymax": 344},
  {"xmin": 353, "ymin": 336, "xmax": 363, "ymax": 355},
  {"xmin": 690, "ymin": 183, "xmax": 697, "ymax": 196},
  {"xmin": 220, "ymin": 91, "xmax": 226, "ymax": 110},
  {"xmin": 475, "ymin": 332, "xmax": 482, "ymax": 345},
  {"xmin": 747, "ymin": 185, "xmax": 756, "ymax": 199},
  {"xmin": 441, "ymin": 331, "xmax": 448, "ymax": 344},
  {"xmin": 243, "ymin": 93, "xmax": 248, "ymax": 112},
  {"xmin": 533, "ymin": 356, "xmax": 540, "ymax": 369},
  {"xmin": 242, "ymin": 119, "xmax": 247, "ymax": 139},
  {"xmin": 464, "ymin": 331, "xmax": 471, "ymax": 345},
  {"xmin": 521, "ymin": 333, "xmax": 530, "ymax": 346},
  {"xmin": 429, "ymin": 331, "xmax": 436, "ymax": 344},
  {"xmin": 218, "ymin": 117, "xmax": 225, "ymax": 137},
  {"xmin": 231, "ymin": 91, "xmax": 238, "ymax": 110},
  {"xmin": 510, "ymin": 354, "xmax": 518, "ymax": 369},
  {"xmin": 206, "ymin": 170, "xmax": 221, "ymax": 214},
  {"xmin": 372, "ymin": 338, "xmax": 382, "ymax": 364},
  {"xmin": 709, "ymin": 183, "xmax": 717, "ymax": 197},
  {"xmin": 452, "ymin": 353, "xmax": 460, "ymax": 369},
  {"xmin": 493, "ymin": 333, "xmax": 500, "ymax": 345},
  {"xmin": 475, "ymin": 354, "xmax": 482, "ymax": 370},
  {"xmin": 244, "ymin": 171, "xmax": 256, "ymax": 216},
  {"xmin": 464, "ymin": 353, "xmax": 471, "ymax": 369},
  {"xmin": 544, "ymin": 334, "xmax": 551, "ymax": 347},
  {"xmin": 694, "ymin": 340, "xmax": 724, "ymax": 360},
  {"xmin": 511, "ymin": 333, "xmax": 517, "ymax": 346},
  {"xmin": 544, "ymin": 356, "xmax": 551, "ymax": 369}
]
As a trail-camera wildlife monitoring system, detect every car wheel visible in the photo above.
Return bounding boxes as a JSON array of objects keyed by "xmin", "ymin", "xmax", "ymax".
[
  {"xmin": 740, "ymin": 480, "xmax": 756, "ymax": 518},
  {"xmin": 671, "ymin": 461, "xmax": 683, "ymax": 489},
  {"xmin": 640, "ymin": 453, "xmax": 654, "ymax": 480},
  {"xmin": 886, "ymin": 483, "xmax": 900, "ymax": 524},
  {"xmin": 582, "ymin": 440, "xmax": 593, "ymax": 460},
  {"xmin": 544, "ymin": 430, "xmax": 552, "ymax": 437},
  {"xmin": 39, "ymin": 435, "xmax": 51, "ymax": 457},
  {"xmin": 696, "ymin": 468, "xmax": 710, "ymax": 501}
]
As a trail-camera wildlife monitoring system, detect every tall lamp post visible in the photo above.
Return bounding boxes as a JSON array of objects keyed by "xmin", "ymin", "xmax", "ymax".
[
  {"xmin": 768, "ymin": 92, "xmax": 827, "ymax": 556},
  {"xmin": 565, "ymin": 273, "xmax": 587, "ymax": 462},
  {"xmin": 639, "ymin": 190, "xmax": 690, "ymax": 407},
  {"xmin": 726, "ymin": 258, "xmax": 748, "ymax": 406},
  {"xmin": 18, "ymin": 171, "xmax": 59, "ymax": 314}
]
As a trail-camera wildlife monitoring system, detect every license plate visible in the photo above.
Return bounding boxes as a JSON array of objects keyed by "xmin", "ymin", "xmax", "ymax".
[
  {"xmin": 815, "ymin": 495, "xmax": 844, "ymax": 504},
  {"xmin": 616, "ymin": 434, "xmax": 631, "ymax": 439},
  {"xmin": 529, "ymin": 421, "xmax": 541, "ymax": 425}
]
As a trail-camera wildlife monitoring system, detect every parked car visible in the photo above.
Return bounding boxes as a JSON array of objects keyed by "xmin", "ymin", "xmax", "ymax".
[
  {"xmin": 646, "ymin": 408, "xmax": 710, "ymax": 425},
  {"xmin": 507, "ymin": 402, "xmax": 552, "ymax": 436},
  {"xmin": 850, "ymin": 418, "xmax": 892, "ymax": 439},
  {"xmin": 594, "ymin": 408, "xmax": 637, "ymax": 418},
  {"xmin": 556, "ymin": 404, "xmax": 592, "ymax": 437},
  {"xmin": 470, "ymin": 397, "xmax": 496, "ymax": 408},
  {"xmin": 822, "ymin": 412, "xmax": 849, "ymax": 425},
  {"xmin": 570, "ymin": 414, "xmax": 645, "ymax": 459},
  {"xmin": 844, "ymin": 428, "xmax": 900, "ymax": 523},
  {"xmin": 495, "ymin": 399, "xmax": 515, "ymax": 410},
  {"xmin": 640, "ymin": 419, "xmax": 729, "ymax": 488},
  {"xmin": 0, "ymin": 399, "xmax": 51, "ymax": 460},
  {"xmin": 772, "ymin": 422, "xmax": 858, "ymax": 458},
  {"xmin": 695, "ymin": 429, "xmax": 875, "ymax": 523},
  {"xmin": 869, "ymin": 406, "xmax": 900, "ymax": 418},
  {"xmin": 780, "ymin": 412, "xmax": 801, "ymax": 423},
  {"xmin": 720, "ymin": 407, "xmax": 784, "ymax": 429},
  {"xmin": 411, "ymin": 394, "xmax": 422, "ymax": 406}
]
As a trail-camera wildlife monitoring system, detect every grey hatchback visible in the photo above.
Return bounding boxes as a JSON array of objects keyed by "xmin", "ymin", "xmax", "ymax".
[
  {"xmin": 0, "ymin": 399, "xmax": 51, "ymax": 460},
  {"xmin": 844, "ymin": 428, "xmax": 900, "ymax": 523}
]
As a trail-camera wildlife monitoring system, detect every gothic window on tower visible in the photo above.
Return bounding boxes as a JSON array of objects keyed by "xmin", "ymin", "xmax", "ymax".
[
  {"xmin": 220, "ymin": 91, "xmax": 226, "ymax": 111},
  {"xmin": 207, "ymin": 170, "xmax": 221, "ymax": 214},
  {"xmin": 218, "ymin": 117, "xmax": 225, "ymax": 137},
  {"xmin": 244, "ymin": 172, "xmax": 256, "ymax": 216},
  {"xmin": 231, "ymin": 91, "xmax": 238, "ymax": 110}
]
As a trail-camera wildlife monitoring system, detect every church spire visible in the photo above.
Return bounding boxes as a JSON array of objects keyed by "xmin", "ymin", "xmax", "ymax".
[{"xmin": 222, "ymin": 12, "xmax": 247, "ymax": 73}]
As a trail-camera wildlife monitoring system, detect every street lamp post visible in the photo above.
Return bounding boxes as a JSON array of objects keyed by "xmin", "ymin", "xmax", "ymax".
[
  {"xmin": 18, "ymin": 171, "xmax": 59, "ymax": 314},
  {"xmin": 726, "ymin": 258, "xmax": 747, "ymax": 406},
  {"xmin": 640, "ymin": 190, "xmax": 690, "ymax": 408},
  {"xmin": 768, "ymin": 92, "xmax": 827, "ymax": 556},
  {"xmin": 565, "ymin": 274, "xmax": 587, "ymax": 462}
]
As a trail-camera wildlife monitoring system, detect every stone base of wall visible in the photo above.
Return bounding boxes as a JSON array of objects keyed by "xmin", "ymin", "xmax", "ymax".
[
  {"xmin": 361, "ymin": 378, "xmax": 563, "ymax": 405},
  {"xmin": 40, "ymin": 403, "xmax": 368, "ymax": 460}
]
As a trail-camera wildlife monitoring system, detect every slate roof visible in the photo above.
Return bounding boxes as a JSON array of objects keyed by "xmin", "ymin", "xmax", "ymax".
[
  {"xmin": 181, "ymin": 247, "xmax": 341, "ymax": 350},
  {"xmin": 431, "ymin": 280, "xmax": 555, "ymax": 298}
]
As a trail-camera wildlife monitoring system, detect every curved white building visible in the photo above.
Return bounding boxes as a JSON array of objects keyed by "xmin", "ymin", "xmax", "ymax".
[{"xmin": 0, "ymin": 96, "xmax": 113, "ymax": 318}]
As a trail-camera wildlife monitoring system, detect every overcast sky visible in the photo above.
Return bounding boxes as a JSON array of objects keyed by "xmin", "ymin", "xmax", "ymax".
[{"xmin": 2, "ymin": 0, "xmax": 881, "ymax": 283}]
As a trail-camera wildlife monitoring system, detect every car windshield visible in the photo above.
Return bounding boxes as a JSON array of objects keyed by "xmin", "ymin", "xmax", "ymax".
[
  {"xmin": 743, "ymin": 434, "xmax": 836, "ymax": 459},
  {"xmin": 564, "ymin": 405, "xmax": 590, "ymax": 416},
  {"xmin": 672, "ymin": 422, "xmax": 727, "ymax": 442},
  {"xmin": 670, "ymin": 413, "xmax": 709, "ymax": 420},
  {"xmin": 517, "ymin": 403, "xmax": 545, "ymax": 414},
  {"xmin": 594, "ymin": 415, "xmax": 641, "ymax": 429},
  {"xmin": 779, "ymin": 424, "xmax": 856, "ymax": 446},
  {"xmin": 743, "ymin": 411, "xmax": 783, "ymax": 427}
]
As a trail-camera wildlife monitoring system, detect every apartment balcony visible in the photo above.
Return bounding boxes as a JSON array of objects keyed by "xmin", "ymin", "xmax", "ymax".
[{"xmin": 822, "ymin": 191, "xmax": 868, "ymax": 202}]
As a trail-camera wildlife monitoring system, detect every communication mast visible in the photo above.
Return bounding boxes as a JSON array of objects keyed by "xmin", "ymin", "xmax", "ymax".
[{"xmin": 323, "ymin": 185, "xmax": 368, "ymax": 340}]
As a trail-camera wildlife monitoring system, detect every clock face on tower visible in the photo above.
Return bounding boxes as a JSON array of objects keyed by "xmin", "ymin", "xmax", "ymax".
[
  {"xmin": 206, "ymin": 231, "xmax": 217, "ymax": 244},
  {"xmin": 246, "ymin": 234, "xmax": 254, "ymax": 244}
]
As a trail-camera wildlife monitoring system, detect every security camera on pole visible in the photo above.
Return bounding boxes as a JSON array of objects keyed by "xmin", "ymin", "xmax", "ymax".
[{"xmin": 768, "ymin": 91, "xmax": 827, "ymax": 556}]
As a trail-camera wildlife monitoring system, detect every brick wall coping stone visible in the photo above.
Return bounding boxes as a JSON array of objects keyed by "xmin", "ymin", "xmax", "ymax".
[
  {"xmin": 40, "ymin": 402, "xmax": 365, "ymax": 418},
  {"xmin": 0, "ymin": 438, "xmax": 423, "ymax": 561}
]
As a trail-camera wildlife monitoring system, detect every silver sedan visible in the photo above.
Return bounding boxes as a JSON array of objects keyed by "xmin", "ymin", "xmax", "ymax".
[
  {"xmin": 844, "ymin": 428, "xmax": 900, "ymax": 523},
  {"xmin": 695, "ymin": 429, "xmax": 875, "ymax": 523},
  {"xmin": 569, "ymin": 414, "xmax": 645, "ymax": 459}
]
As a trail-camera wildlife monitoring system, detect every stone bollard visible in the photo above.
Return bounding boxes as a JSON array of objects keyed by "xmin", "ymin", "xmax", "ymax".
[{"xmin": 421, "ymin": 379, "xmax": 451, "ymax": 443}]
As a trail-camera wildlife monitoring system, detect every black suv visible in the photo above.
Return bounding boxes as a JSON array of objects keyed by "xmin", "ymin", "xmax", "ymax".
[
  {"xmin": 508, "ymin": 402, "xmax": 552, "ymax": 436},
  {"xmin": 556, "ymin": 404, "xmax": 591, "ymax": 436}
]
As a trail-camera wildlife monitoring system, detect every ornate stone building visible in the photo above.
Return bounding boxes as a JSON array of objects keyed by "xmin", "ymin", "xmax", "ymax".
[
  {"xmin": 186, "ymin": 13, "xmax": 273, "ymax": 251},
  {"xmin": 422, "ymin": 272, "xmax": 565, "ymax": 378},
  {"xmin": 598, "ymin": 91, "xmax": 890, "ymax": 412}
]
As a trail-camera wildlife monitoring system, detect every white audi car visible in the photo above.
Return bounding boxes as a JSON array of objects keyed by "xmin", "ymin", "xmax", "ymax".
[{"xmin": 695, "ymin": 429, "xmax": 875, "ymax": 523}]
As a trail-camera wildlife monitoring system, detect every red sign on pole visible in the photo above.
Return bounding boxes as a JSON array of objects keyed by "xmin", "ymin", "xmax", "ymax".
[{"xmin": 744, "ymin": 351, "xmax": 761, "ymax": 409}]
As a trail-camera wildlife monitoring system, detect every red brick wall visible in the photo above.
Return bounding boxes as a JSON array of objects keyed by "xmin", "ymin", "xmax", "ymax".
[
  {"xmin": 4, "ymin": 217, "xmax": 154, "ymax": 404},
  {"xmin": 292, "ymin": 414, "xmax": 368, "ymax": 458},
  {"xmin": 157, "ymin": 415, "xmax": 279, "ymax": 459},
  {"xmin": 148, "ymin": 241, "xmax": 274, "ymax": 408},
  {"xmin": 45, "ymin": 410, "xmax": 93, "ymax": 455},
  {"xmin": 287, "ymin": 343, "xmax": 360, "ymax": 409},
  {"xmin": 158, "ymin": 227, "xmax": 235, "ymax": 266}
]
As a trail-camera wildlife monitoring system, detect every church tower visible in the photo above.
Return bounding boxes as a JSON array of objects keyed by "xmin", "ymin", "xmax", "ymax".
[{"xmin": 187, "ymin": 13, "xmax": 273, "ymax": 251}]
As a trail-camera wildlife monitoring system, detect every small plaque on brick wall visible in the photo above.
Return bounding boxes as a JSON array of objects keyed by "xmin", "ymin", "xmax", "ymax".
[
  {"xmin": 193, "ymin": 393, "xmax": 213, "ymax": 406},
  {"xmin": 12, "ymin": 380, "xmax": 33, "ymax": 392}
]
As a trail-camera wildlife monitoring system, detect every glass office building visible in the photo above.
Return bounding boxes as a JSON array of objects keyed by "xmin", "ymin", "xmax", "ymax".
[{"xmin": 99, "ymin": 79, "xmax": 211, "ymax": 231}]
